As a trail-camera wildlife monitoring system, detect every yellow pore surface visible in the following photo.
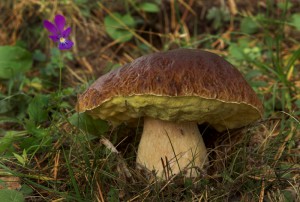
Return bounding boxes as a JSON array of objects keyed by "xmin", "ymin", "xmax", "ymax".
[{"xmin": 86, "ymin": 95, "xmax": 261, "ymax": 132}]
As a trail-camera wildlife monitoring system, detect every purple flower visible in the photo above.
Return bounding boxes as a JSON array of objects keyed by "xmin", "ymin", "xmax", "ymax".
[{"xmin": 43, "ymin": 14, "xmax": 73, "ymax": 50}]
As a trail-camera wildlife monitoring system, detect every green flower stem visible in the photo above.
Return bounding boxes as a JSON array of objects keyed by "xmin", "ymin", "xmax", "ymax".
[{"xmin": 58, "ymin": 54, "xmax": 64, "ymax": 93}]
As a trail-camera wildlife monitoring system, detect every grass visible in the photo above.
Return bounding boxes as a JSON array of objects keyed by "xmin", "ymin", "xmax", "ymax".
[{"xmin": 0, "ymin": 0, "xmax": 299, "ymax": 201}]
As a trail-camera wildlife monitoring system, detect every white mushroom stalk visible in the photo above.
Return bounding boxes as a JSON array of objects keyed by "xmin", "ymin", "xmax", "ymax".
[{"xmin": 137, "ymin": 117, "xmax": 207, "ymax": 178}]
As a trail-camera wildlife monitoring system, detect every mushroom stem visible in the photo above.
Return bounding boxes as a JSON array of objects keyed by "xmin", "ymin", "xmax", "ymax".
[{"xmin": 137, "ymin": 117, "xmax": 208, "ymax": 178}]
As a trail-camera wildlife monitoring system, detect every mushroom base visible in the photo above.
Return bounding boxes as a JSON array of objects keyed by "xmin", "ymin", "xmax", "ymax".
[{"xmin": 137, "ymin": 117, "xmax": 208, "ymax": 178}]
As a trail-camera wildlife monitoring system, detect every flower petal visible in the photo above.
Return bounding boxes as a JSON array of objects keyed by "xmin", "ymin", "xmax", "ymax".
[
  {"xmin": 43, "ymin": 20, "xmax": 58, "ymax": 35},
  {"xmin": 49, "ymin": 35, "xmax": 60, "ymax": 42},
  {"xmin": 58, "ymin": 39, "xmax": 74, "ymax": 50},
  {"xmin": 62, "ymin": 27, "xmax": 71, "ymax": 38},
  {"xmin": 54, "ymin": 14, "xmax": 66, "ymax": 33}
]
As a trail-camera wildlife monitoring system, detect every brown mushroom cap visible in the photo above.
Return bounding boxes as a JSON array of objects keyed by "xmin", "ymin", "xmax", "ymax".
[{"xmin": 77, "ymin": 49, "xmax": 263, "ymax": 131}]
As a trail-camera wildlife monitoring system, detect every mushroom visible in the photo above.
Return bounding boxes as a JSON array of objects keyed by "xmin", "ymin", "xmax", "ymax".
[{"xmin": 77, "ymin": 49, "xmax": 263, "ymax": 178}]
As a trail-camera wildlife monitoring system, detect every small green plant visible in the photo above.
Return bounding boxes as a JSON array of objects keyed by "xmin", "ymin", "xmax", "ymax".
[
  {"xmin": 206, "ymin": 6, "xmax": 230, "ymax": 30},
  {"xmin": 137, "ymin": 2, "xmax": 159, "ymax": 13},
  {"xmin": 0, "ymin": 46, "xmax": 32, "ymax": 79},
  {"xmin": 104, "ymin": 12, "xmax": 136, "ymax": 42},
  {"xmin": 0, "ymin": 189, "xmax": 25, "ymax": 202},
  {"xmin": 13, "ymin": 149, "xmax": 28, "ymax": 167},
  {"xmin": 290, "ymin": 13, "xmax": 300, "ymax": 30}
]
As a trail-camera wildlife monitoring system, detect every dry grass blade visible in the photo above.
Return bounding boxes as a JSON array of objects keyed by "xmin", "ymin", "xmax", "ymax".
[
  {"xmin": 0, "ymin": 174, "xmax": 21, "ymax": 190},
  {"xmin": 100, "ymin": 137, "xmax": 134, "ymax": 181},
  {"xmin": 95, "ymin": 180, "xmax": 105, "ymax": 202},
  {"xmin": 259, "ymin": 177, "xmax": 265, "ymax": 202}
]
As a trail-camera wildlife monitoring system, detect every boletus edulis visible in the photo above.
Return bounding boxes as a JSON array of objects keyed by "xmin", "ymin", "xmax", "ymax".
[{"xmin": 77, "ymin": 49, "xmax": 263, "ymax": 178}]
